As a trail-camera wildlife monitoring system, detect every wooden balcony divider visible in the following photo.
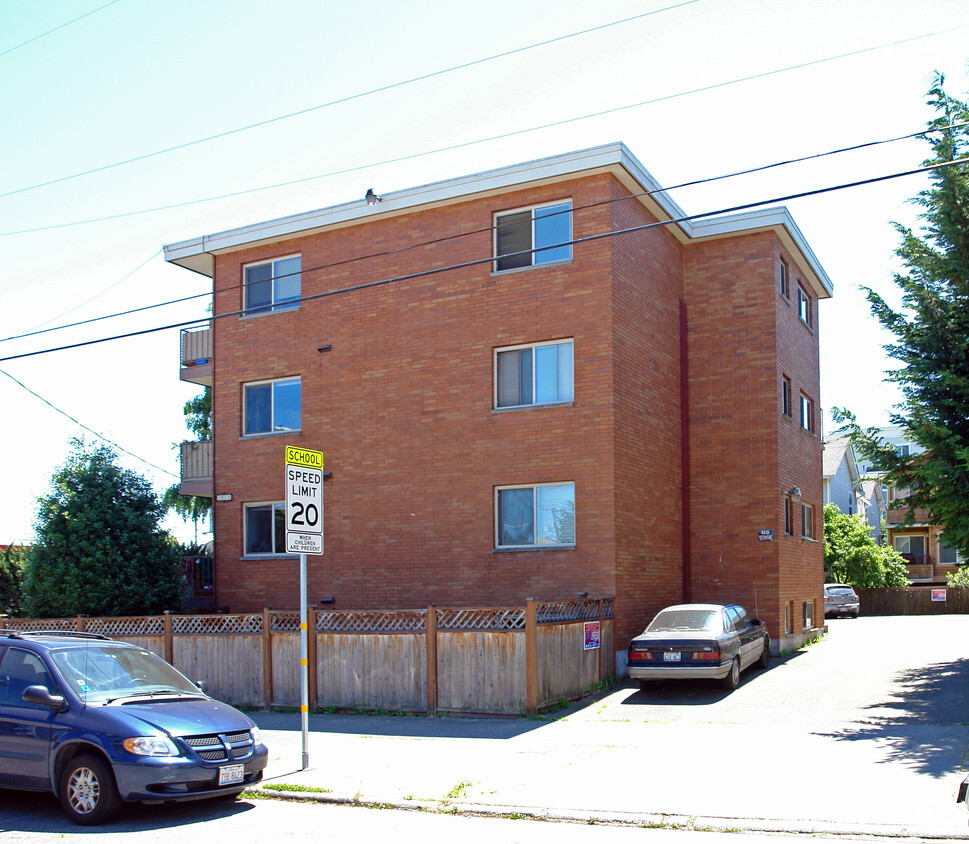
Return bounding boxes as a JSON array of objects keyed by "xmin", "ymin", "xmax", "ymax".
[{"xmin": 3, "ymin": 599, "xmax": 614, "ymax": 716}]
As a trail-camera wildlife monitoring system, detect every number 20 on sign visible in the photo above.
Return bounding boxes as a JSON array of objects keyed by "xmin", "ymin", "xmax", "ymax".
[{"xmin": 285, "ymin": 446, "xmax": 324, "ymax": 555}]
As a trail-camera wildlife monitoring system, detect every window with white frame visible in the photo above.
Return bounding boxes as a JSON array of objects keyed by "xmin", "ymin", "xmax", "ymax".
[
  {"xmin": 801, "ymin": 503, "xmax": 815, "ymax": 539},
  {"xmin": 781, "ymin": 375, "xmax": 792, "ymax": 417},
  {"xmin": 244, "ymin": 377, "xmax": 301, "ymax": 435},
  {"xmin": 894, "ymin": 534, "xmax": 926, "ymax": 560},
  {"xmin": 495, "ymin": 340, "xmax": 573, "ymax": 408},
  {"xmin": 802, "ymin": 600, "xmax": 814, "ymax": 631},
  {"xmin": 494, "ymin": 201, "xmax": 572, "ymax": 272},
  {"xmin": 797, "ymin": 285, "xmax": 812, "ymax": 327},
  {"xmin": 244, "ymin": 502, "xmax": 286, "ymax": 555},
  {"xmin": 800, "ymin": 394, "xmax": 814, "ymax": 433},
  {"xmin": 779, "ymin": 257, "xmax": 789, "ymax": 298},
  {"xmin": 783, "ymin": 495, "xmax": 794, "ymax": 536},
  {"xmin": 244, "ymin": 255, "xmax": 301, "ymax": 314},
  {"xmin": 496, "ymin": 482, "xmax": 575, "ymax": 548}
]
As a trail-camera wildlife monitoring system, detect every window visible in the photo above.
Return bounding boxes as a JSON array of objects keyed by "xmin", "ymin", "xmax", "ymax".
[
  {"xmin": 494, "ymin": 201, "xmax": 572, "ymax": 271},
  {"xmin": 802, "ymin": 600, "xmax": 814, "ymax": 631},
  {"xmin": 244, "ymin": 377, "xmax": 301, "ymax": 435},
  {"xmin": 244, "ymin": 502, "xmax": 286, "ymax": 555},
  {"xmin": 785, "ymin": 602, "xmax": 793, "ymax": 635},
  {"xmin": 797, "ymin": 285, "xmax": 812, "ymax": 327},
  {"xmin": 783, "ymin": 495, "xmax": 794, "ymax": 536},
  {"xmin": 894, "ymin": 534, "xmax": 926, "ymax": 561},
  {"xmin": 896, "ymin": 444, "xmax": 911, "ymax": 457},
  {"xmin": 939, "ymin": 537, "xmax": 959, "ymax": 565},
  {"xmin": 496, "ymin": 483, "xmax": 575, "ymax": 548},
  {"xmin": 800, "ymin": 394, "xmax": 814, "ymax": 433},
  {"xmin": 496, "ymin": 340, "xmax": 573, "ymax": 408},
  {"xmin": 779, "ymin": 258, "xmax": 789, "ymax": 298},
  {"xmin": 801, "ymin": 503, "xmax": 815, "ymax": 539},
  {"xmin": 0, "ymin": 648, "xmax": 57, "ymax": 708},
  {"xmin": 781, "ymin": 376, "xmax": 792, "ymax": 417},
  {"xmin": 244, "ymin": 255, "xmax": 301, "ymax": 314}
]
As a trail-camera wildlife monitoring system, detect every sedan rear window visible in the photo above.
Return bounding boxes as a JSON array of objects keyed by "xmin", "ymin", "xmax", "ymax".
[
  {"xmin": 827, "ymin": 586, "xmax": 857, "ymax": 596},
  {"xmin": 647, "ymin": 609, "xmax": 722, "ymax": 633}
]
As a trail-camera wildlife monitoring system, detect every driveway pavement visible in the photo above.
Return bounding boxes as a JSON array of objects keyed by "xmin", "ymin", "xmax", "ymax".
[{"xmin": 252, "ymin": 615, "xmax": 969, "ymax": 838}]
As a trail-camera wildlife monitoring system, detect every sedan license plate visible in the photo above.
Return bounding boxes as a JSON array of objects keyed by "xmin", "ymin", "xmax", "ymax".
[
  {"xmin": 219, "ymin": 764, "xmax": 244, "ymax": 786},
  {"xmin": 663, "ymin": 651, "xmax": 681, "ymax": 662}
]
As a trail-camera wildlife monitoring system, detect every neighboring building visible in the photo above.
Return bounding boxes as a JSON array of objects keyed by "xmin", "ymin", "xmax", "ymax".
[
  {"xmin": 164, "ymin": 142, "xmax": 831, "ymax": 663},
  {"xmin": 858, "ymin": 425, "xmax": 960, "ymax": 584},
  {"xmin": 822, "ymin": 438, "xmax": 865, "ymax": 517}
]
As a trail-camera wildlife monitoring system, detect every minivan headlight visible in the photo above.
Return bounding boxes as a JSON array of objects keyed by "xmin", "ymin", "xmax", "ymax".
[{"xmin": 123, "ymin": 736, "xmax": 180, "ymax": 756}]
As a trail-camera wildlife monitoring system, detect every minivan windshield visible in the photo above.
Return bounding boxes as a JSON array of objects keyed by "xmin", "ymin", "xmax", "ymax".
[{"xmin": 50, "ymin": 645, "xmax": 201, "ymax": 704}]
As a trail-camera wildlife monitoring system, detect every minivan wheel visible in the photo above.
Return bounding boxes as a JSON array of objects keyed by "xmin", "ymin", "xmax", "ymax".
[
  {"xmin": 59, "ymin": 754, "xmax": 120, "ymax": 825},
  {"xmin": 721, "ymin": 658, "xmax": 741, "ymax": 690}
]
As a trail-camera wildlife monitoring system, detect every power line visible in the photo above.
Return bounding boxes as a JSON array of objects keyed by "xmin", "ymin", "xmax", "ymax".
[
  {"xmin": 4, "ymin": 118, "xmax": 962, "ymax": 345},
  {"xmin": 0, "ymin": 1, "xmax": 700, "ymax": 201},
  {"xmin": 2, "ymin": 155, "xmax": 965, "ymax": 366},
  {"xmin": 0, "ymin": 0, "xmax": 123, "ymax": 60},
  {"xmin": 3, "ymin": 21, "xmax": 963, "ymax": 239},
  {"xmin": 0, "ymin": 367, "xmax": 178, "ymax": 479}
]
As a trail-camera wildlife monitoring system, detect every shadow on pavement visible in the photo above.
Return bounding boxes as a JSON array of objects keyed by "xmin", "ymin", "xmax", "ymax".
[{"xmin": 813, "ymin": 657, "xmax": 969, "ymax": 778}]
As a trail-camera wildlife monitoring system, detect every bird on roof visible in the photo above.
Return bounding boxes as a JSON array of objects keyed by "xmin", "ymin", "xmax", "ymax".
[{"xmin": 365, "ymin": 188, "xmax": 381, "ymax": 205}]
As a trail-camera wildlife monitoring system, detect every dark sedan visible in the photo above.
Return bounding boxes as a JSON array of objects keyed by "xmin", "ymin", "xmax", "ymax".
[{"xmin": 627, "ymin": 603, "xmax": 770, "ymax": 691}]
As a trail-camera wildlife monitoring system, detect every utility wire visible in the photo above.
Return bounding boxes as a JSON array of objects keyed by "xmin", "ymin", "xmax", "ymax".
[
  {"xmin": 2, "ymin": 155, "xmax": 965, "ymax": 366},
  {"xmin": 3, "ymin": 21, "xmax": 964, "ymax": 239},
  {"xmin": 0, "ymin": 367, "xmax": 178, "ymax": 478},
  {"xmin": 0, "ymin": 0, "xmax": 123, "ymax": 60},
  {"xmin": 0, "ymin": 1, "xmax": 700, "ymax": 201},
  {"xmin": 4, "ymin": 117, "xmax": 963, "ymax": 345}
]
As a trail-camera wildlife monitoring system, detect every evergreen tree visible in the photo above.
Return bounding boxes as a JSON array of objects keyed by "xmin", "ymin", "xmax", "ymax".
[
  {"xmin": 0, "ymin": 544, "xmax": 25, "ymax": 616},
  {"xmin": 834, "ymin": 76, "xmax": 969, "ymax": 556},
  {"xmin": 25, "ymin": 439, "xmax": 184, "ymax": 617}
]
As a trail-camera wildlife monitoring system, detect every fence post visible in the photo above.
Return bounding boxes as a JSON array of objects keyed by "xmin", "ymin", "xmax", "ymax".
[
  {"xmin": 76, "ymin": 615, "xmax": 85, "ymax": 633},
  {"xmin": 526, "ymin": 598, "xmax": 537, "ymax": 715},
  {"xmin": 307, "ymin": 607, "xmax": 317, "ymax": 713},
  {"xmin": 426, "ymin": 605, "xmax": 438, "ymax": 716},
  {"xmin": 597, "ymin": 599, "xmax": 603, "ymax": 682},
  {"xmin": 263, "ymin": 608, "xmax": 273, "ymax": 710},
  {"xmin": 163, "ymin": 611, "xmax": 174, "ymax": 664}
]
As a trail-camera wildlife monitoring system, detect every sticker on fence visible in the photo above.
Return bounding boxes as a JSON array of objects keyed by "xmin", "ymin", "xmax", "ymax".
[
  {"xmin": 932, "ymin": 588, "xmax": 947, "ymax": 602},
  {"xmin": 583, "ymin": 620, "xmax": 601, "ymax": 650}
]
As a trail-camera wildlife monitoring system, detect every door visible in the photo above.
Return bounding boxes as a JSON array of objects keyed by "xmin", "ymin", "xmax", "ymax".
[{"xmin": 0, "ymin": 648, "xmax": 58, "ymax": 789}]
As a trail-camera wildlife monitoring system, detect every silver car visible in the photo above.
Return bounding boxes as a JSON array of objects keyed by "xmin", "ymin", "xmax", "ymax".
[{"xmin": 824, "ymin": 583, "xmax": 860, "ymax": 618}]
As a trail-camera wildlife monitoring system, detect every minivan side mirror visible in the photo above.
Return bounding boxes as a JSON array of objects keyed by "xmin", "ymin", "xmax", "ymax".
[{"xmin": 23, "ymin": 684, "xmax": 68, "ymax": 712}]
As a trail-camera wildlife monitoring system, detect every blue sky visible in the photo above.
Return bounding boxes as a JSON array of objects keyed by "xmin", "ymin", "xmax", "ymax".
[{"xmin": 1, "ymin": 0, "xmax": 967, "ymax": 545}]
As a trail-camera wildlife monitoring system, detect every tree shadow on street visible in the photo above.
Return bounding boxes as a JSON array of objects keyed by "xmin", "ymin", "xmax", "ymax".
[{"xmin": 813, "ymin": 657, "xmax": 969, "ymax": 778}]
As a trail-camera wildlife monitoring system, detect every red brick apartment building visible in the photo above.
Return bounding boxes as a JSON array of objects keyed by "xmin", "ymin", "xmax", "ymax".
[{"xmin": 165, "ymin": 143, "xmax": 831, "ymax": 665}]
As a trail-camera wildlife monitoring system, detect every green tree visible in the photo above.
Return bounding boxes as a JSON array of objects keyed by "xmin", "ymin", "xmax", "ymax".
[
  {"xmin": 834, "ymin": 77, "xmax": 969, "ymax": 555},
  {"xmin": 163, "ymin": 388, "xmax": 212, "ymax": 540},
  {"xmin": 0, "ymin": 544, "xmax": 25, "ymax": 616},
  {"xmin": 24, "ymin": 439, "xmax": 184, "ymax": 617},
  {"xmin": 823, "ymin": 504, "xmax": 909, "ymax": 588}
]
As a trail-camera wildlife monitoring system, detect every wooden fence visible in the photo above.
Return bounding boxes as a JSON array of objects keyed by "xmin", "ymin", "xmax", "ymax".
[
  {"xmin": 2, "ymin": 598, "xmax": 614, "ymax": 716},
  {"xmin": 858, "ymin": 586, "xmax": 969, "ymax": 616}
]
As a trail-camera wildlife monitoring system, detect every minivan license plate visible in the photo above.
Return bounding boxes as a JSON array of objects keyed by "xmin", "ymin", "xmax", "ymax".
[
  {"xmin": 663, "ymin": 651, "xmax": 681, "ymax": 662},
  {"xmin": 219, "ymin": 764, "xmax": 244, "ymax": 786}
]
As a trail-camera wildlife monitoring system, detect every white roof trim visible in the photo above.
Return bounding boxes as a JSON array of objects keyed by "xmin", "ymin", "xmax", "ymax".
[{"xmin": 164, "ymin": 142, "xmax": 831, "ymax": 297}]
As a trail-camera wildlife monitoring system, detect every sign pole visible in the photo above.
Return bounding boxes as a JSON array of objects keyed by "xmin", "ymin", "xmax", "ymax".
[
  {"xmin": 283, "ymin": 444, "xmax": 324, "ymax": 773},
  {"xmin": 300, "ymin": 551, "xmax": 309, "ymax": 769}
]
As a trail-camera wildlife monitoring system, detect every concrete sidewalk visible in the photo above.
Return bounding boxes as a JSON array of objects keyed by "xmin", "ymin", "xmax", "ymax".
[{"xmin": 250, "ymin": 681, "xmax": 969, "ymax": 839}]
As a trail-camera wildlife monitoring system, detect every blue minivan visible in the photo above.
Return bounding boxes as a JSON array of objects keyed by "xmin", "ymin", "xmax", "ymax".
[{"xmin": 0, "ymin": 631, "xmax": 268, "ymax": 824}]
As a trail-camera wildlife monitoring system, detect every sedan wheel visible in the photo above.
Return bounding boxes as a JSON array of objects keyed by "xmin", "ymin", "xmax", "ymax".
[
  {"xmin": 59, "ymin": 754, "xmax": 120, "ymax": 826},
  {"xmin": 758, "ymin": 635, "xmax": 771, "ymax": 669},
  {"xmin": 721, "ymin": 657, "xmax": 741, "ymax": 690}
]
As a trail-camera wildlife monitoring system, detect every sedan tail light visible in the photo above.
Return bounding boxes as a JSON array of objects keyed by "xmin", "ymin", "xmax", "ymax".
[
  {"xmin": 628, "ymin": 649, "xmax": 653, "ymax": 662},
  {"xmin": 691, "ymin": 649, "xmax": 721, "ymax": 661}
]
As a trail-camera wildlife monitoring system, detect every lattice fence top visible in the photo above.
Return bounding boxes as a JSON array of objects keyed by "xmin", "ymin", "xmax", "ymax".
[
  {"xmin": 537, "ymin": 599, "xmax": 614, "ymax": 623},
  {"xmin": 437, "ymin": 608, "xmax": 526, "ymax": 631},
  {"xmin": 316, "ymin": 610, "xmax": 425, "ymax": 633},
  {"xmin": 1, "ymin": 618, "xmax": 77, "ymax": 633},
  {"xmin": 85, "ymin": 616, "xmax": 164, "ymax": 636},
  {"xmin": 173, "ymin": 614, "xmax": 263, "ymax": 635}
]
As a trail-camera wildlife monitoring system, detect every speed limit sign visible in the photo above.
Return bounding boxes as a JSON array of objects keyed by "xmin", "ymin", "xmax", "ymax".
[{"xmin": 284, "ymin": 446, "xmax": 324, "ymax": 555}]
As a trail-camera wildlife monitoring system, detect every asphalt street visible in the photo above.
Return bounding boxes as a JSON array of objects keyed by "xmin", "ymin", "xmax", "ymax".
[{"xmin": 253, "ymin": 615, "xmax": 969, "ymax": 838}]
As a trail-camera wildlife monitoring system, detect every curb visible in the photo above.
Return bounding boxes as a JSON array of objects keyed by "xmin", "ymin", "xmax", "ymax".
[{"xmin": 247, "ymin": 786, "xmax": 969, "ymax": 841}]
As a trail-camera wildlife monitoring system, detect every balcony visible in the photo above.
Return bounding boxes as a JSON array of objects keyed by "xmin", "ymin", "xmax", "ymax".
[
  {"xmin": 180, "ymin": 441, "xmax": 212, "ymax": 498},
  {"xmin": 180, "ymin": 324, "xmax": 212, "ymax": 386}
]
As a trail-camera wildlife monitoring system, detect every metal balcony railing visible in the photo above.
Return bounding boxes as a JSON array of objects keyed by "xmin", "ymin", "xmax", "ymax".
[{"xmin": 179, "ymin": 441, "xmax": 212, "ymax": 498}]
